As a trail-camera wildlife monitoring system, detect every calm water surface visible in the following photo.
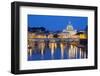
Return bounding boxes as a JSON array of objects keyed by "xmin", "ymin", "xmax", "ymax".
[{"xmin": 28, "ymin": 39, "xmax": 87, "ymax": 61}]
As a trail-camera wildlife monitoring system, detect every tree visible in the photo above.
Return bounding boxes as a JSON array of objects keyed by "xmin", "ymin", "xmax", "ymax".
[{"xmin": 53, "ymin": 34, "xmax": 59, "ymax": 38}]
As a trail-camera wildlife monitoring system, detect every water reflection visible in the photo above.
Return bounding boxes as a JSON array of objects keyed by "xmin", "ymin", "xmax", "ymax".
[{"xmin": 28, "ymin": 39, "xmax": 87, "ymax": 60}]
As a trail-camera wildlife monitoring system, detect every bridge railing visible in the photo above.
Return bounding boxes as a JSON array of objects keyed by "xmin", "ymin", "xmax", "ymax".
[{"xmin": 29, "ymin": 38, "xmax": 80, "ymax": 42}]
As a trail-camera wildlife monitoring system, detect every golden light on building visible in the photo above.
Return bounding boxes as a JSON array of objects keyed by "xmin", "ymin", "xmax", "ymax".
[{"xmin": 79, "ymin": 33, "xmax": 87, "ymax": 39}]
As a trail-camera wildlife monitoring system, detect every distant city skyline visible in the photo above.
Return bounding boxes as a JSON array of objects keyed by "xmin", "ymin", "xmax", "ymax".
[{"xmin": 28, "ymin": 15, "xmax": 88, "ymax": 32}]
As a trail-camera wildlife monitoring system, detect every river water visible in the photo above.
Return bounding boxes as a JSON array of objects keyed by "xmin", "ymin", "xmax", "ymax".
[{"xmin": 28, "ymin": 39, "xmax": 87, "ymax": 61}]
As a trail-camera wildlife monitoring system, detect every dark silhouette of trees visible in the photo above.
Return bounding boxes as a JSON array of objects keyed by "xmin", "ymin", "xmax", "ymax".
[
  {"xmin": 28, "ymin": 27, "xmax": 46, "ymax": 33},
  {"xmin": 53, "ymin": 34, "xmax": 59, "ymax": 38}
]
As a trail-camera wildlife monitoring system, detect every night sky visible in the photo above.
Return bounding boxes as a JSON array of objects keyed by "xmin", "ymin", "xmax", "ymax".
[{"xmin": 28, "ymin": 15, "xmax": 88, "ymax": 32}]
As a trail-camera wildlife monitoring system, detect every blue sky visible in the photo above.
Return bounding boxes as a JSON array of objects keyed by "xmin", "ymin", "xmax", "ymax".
[{"xmin": 28, "ymin": 15, "xmax": 88, "ymax": 32}]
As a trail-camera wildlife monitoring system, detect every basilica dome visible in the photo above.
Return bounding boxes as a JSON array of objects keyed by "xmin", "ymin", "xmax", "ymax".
[
  {"xmin": 63, "ymin": 21, "xmax": 77, "ymax": 35},
  {"xmin": 66, "ymin": 23, "xmax": 74, "ymax": 31}
]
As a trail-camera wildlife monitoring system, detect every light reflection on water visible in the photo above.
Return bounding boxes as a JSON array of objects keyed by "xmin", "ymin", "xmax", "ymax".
[{"xmin": 28, "ymin": 40, "xmax": 87, "ymax": 61}]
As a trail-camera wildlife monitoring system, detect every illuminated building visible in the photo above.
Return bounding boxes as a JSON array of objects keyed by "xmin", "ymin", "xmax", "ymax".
[{"xmin": 63, "ymin": 21, "xmax": 77, "ymax": 35}]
